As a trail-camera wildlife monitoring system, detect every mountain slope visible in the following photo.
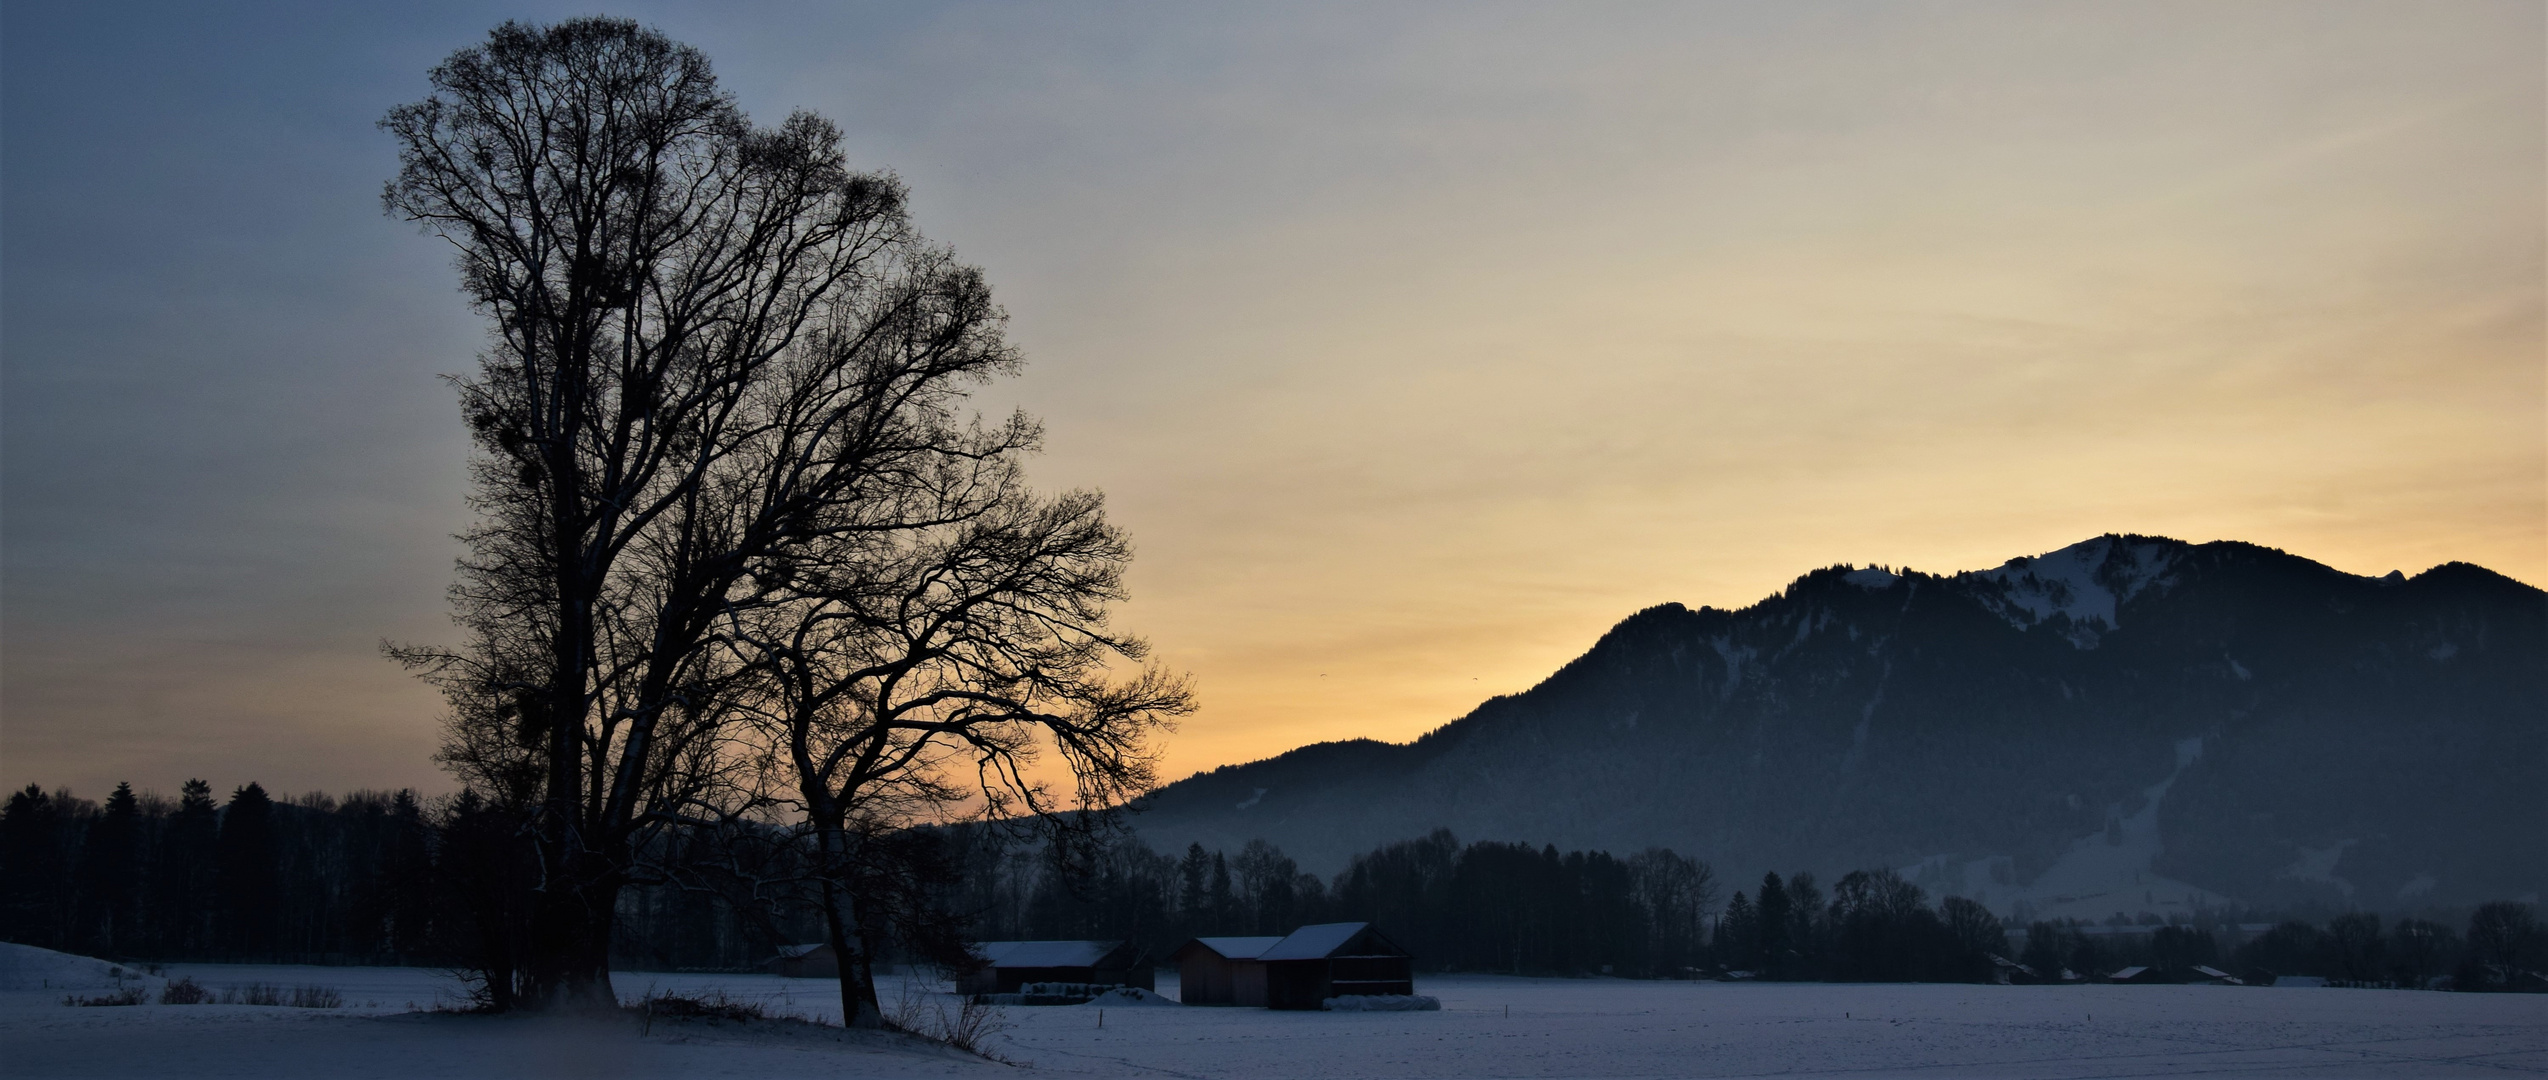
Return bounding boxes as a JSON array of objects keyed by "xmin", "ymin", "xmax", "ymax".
[{"xmin": 1131, "ymin": 536, "xmax": 2545, "ymax": 918}]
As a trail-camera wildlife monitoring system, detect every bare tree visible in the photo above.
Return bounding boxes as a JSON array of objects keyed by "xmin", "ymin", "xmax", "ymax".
[
  {"xmin": 384, "ymin": 17, "xmax": 1025, "ymax": 1009},
  {"xmin": 724, "ymin": 479, "xmax": 1192, "ymax": 1026},
  {"xmin": 1626, "ymin": 848, "xmax": 1717, "ymax": 973}
]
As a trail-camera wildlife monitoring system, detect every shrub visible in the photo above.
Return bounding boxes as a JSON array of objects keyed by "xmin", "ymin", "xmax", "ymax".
[
  {"xmin": 890, "ymin": 980, "xmax": 1012, "ymax": 1060},
  {"xmin": 634, "ymin": 990, "xmax": 766, "ymax": 1033},
  {"xmin": 160, "ymin": 977, "xmax": 211, "ymax": 1005},
  {"xmin": 221, "ymin": 983, "xmax": 284, "ymax": 1006},
  {"xmin": 288, "ymin": 985, "xmax": 344, "ymax": 1009}
]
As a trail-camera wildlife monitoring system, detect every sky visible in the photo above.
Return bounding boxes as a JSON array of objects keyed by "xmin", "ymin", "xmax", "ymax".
[{"xmin": 4, "ymin": 1, "xmax": 2541, "ymax": 802}]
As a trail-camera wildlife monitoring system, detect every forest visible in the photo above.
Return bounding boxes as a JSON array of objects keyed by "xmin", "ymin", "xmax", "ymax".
[{"xmin": 5, "ymin": 781, "xmax": 2540, "ymax": 992}]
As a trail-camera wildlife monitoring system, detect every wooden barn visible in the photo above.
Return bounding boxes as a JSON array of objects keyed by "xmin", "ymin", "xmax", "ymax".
[
  {"xmin": 1257, "ymin": 922, "xmax": 1415, "ymax": 1010},
  {"xmin": 1169, "ymin": 936, "xmax": 1285, "ymax": 1005},
  {"xmin": 955, "ymin": 940, "xmax": 1155, "ymax": 995},
  {"xmin": 764, "ymin": 942, "xmax": 839, "ymax": 979}
]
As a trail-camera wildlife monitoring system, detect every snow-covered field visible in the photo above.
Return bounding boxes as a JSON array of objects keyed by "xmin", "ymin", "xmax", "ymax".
[{"xmin": 3, "ymin": 945, "xmax": 2540, "ymax": 1078}]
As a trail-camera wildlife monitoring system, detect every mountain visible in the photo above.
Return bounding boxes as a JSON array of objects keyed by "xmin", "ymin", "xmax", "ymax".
[{"xmin": 1130, "ymin": 536, "xmax": 2545, "ymax": 920}]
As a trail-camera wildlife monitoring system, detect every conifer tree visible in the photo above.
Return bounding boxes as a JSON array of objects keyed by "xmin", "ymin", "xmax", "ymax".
[
  {"xmin": 215, "ymin": 783, "xmax": 279, "ymax": 957},
  {"xmin": 151, "ymin": 780, "xmax": 219, "ymax": 955},
  {"xmin": 1755, "ymin": 873, "xmax": 1792, "ymax": 978},
  {"xmin": 76, "ymin": 782, "xmax": 143, "ymax": 954},
  {"xmin": 1207, "ymin": 851, "xmax": 1235, "ymax": 934},
  {"xmin": 1178, "ymin": 843, "xmax": 1209, "ymax": 929},
  {"xmin": 0, "ymin": 785, "xmax": 65, "ymax": 947}
]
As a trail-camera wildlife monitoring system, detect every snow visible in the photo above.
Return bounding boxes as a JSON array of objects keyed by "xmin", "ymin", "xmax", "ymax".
[
  {"xmin": 1968, "ymin": 536, "xmax": 2179, "ymax": 648},
  {"xmin": 1842, "ymin": 567, "xmax": 1901, "ymax": 589},
  {"xmin": 0, "ymin": 943, "xmax": 165, "ymax": 997},
  {"xmin": 1259, "ymin": 922, "xmax": 1372, "ymax": 961},
  {"xmin": 1188, "ymin": 936, "xmax": 1286, "ymax": 960},
  {"xmin": 1082, "ymin": 987, "xmax": 1177, "ymax": 1007},
  {"xmin": 2279, "ymin": 840, "xmax": 2361, "ymax": 898},
  {"xmin": 8, "ymin": 950, "xmax": 2543, "ymax": 1078},
  {"xmin": 1320, "ymin": 994, "xmax": 1440, "ymax": 1011},
  {"xmin": 1917, "ymin": 737, "xmax": 2233, "ymax": 920}
]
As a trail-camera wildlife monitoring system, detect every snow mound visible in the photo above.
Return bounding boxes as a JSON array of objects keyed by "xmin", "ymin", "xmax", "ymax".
[
  {"xmin": 0, "ymin": 943, "xmax": 164, "ymax": 994},
  {"xmin": 1082, "ymin": 987, "xmax": 1178, "ymax": 1007},
  {"xmin": 1323, "ymin": 994, "xmax": 1441, "ymax": 1011}
]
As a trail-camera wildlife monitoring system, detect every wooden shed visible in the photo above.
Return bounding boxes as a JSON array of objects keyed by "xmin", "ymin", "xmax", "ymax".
[
  {"xmin": 1170, "ymin": 936, "xmax": 1284, "ymax": 1005},
  {"xmin": 1258, "ymin": 922, "xmax": 1415, "ymax": 1010},
  {"xmin": 955, "ymin": 940, "xmax": 1155, "ymax": 995},
  {"xmin": 764, "ymin": 942, "xmax": 839, "ymax": 979}
]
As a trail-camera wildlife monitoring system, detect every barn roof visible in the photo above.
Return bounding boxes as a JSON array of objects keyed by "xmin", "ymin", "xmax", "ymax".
[
  {"xmin": 1261, "ymin": 922, "xmax": 1399, "ymax": 961},
  {"xmin": 773, "ymin": 943, "xmax": 828, "ymax": 959},
  {"xmin": 1184, "ymin": 936, "xmax": 1286, "ymax": 960},
  {"xmin": 972, "ymin": 940, "xmax": 1123, "ymax": 968}
]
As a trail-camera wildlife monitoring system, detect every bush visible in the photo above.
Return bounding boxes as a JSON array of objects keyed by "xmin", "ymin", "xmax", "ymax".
[
  {"xmin": 221, "ymin": 983, "xmax": 284, "ymax": 1006},
  {"xmin": 633, "ymin": 990, "xmax": 766, "ymax": 1030},
  {"xmin": 289, "ymin": 985, "xmax": 344, "ymax": 1009},
  {"xmin": 159, "ymin": 977, "xmax": 210, "ymax": 1005},
  {"xmin": 64, "ymin": 986, "xmax": 147, "ymax": 1007}
]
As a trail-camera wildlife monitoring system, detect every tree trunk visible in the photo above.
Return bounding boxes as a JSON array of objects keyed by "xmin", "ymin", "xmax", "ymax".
[
  {"xmin": 819, "ymin": 827, "xmax": 885, "ymax": 1029},
  {"xmin": 524, "ymin": 850, "xmax": 620, "ymax": 1011}
]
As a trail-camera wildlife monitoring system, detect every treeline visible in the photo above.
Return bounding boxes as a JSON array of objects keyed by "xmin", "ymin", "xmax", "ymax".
[
  {"xmin": 1715, "ymin": 869, "xmax": 2008, "ymax": 982},
  {"xmin": 10, "ymin": 782, "xmax": 2542, "ymax": 993},
  {"xmin": 0, "ymin": 782, "xmax": 433, "ymax": 962},
  {"xmin": 0, "ymin": 783, "xmax": 816, "ymax": 970},
  {"xmin": 2226, "ymin": 907, "xmax": 2542, "ymax": 990},
  {"xmin": 945, "ymin": 828, "xmax": 1718, "ymax": 978}
]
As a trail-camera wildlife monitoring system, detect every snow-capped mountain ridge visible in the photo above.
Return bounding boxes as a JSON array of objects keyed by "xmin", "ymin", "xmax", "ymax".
[{"xmin": 1135, "ymin": 535, "xmax": 2544, "ymax": 915}]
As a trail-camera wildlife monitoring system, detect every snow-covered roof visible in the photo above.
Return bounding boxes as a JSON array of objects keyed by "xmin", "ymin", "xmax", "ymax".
[
  {"xmin": 972, "ymin": 940, "xmax": 1123, "ymax": 968},
  {"xmin": 2108, "ymin": 966, "xmax": 2148, "ymax": 980},
  {"xmin": 2193, "ymin": 965, "xmax": 2235, "ymax": 980},
  {"xmin": 1260, "ymin": 922, "xmax": 1397, "ymax": 961},
  {"xmin": 773, "ymin": 943, "xmax": 828, "ymax": 959},
  {"xmin": 1186, "ymin": 936, "xmax": 1286, "ymax": 961}
]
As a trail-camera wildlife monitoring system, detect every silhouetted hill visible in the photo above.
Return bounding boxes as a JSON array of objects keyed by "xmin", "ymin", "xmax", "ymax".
[{"xmin": 1133, "ymin": 536, "xmax": 2546, "ymax": 918}]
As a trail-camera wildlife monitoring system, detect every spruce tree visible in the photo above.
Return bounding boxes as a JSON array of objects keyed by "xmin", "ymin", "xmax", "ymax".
[
  {"xmin": 76, "ymin": 783, "xmax": 143, "ymax": 954},
  {"xmin": 1207, "ymin": 852, "xmax": 1235, "ymax": 935},
  {"xmin": 1178, "ymin": 843, "xmax": 1209, "ymax": 931},
  {"xmin": 152, "ymin": 780, "xmax": 219, "ymax": 956},
  {"xmin": 1755, "ymin": 873, "xmax": 1792, "ymax": 979},
  {"xmin": 215, "ymin": 782, "xmax": 279, "ymax": 958},
  {"xmin": 0, "ymin": 785, "xmax": 66, "ymax": 947},
  {"xmin": 1716, "ymin": 891, "xmax": 1757, "ymax": 971},
  {"xmin": 384, "ymin": 790, "xmax": 436, "ymax": 960}
]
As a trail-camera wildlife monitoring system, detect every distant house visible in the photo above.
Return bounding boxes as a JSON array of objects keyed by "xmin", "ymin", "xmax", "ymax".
[
  {"xmin": 765, "ymin": 942, "xmax": 838, "ymax": 979},
  {"xmin": 1171, "ymin": 936, "xmax": 1285, "ymax": 1006},
  {"xmin": 955, "ymin": 940, "xmax": 1154, "ymax": 995},
  {"xmin": 1257, "ymin": 922, "xmax": 1415, "ymax": 1010}
]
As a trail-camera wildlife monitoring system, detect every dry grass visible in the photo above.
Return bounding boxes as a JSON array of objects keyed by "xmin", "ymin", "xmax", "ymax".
[
  {"xmin": 63, "ymin": 985, "xmax": 147, "ymax": 1007},
  {"xmin": 633, "ymin": 989, "xmax": 770, "ymax": 1035},
  {"xmin": 889, "ymin": 979, "xmax": 1014, "ymax": 1061}
]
